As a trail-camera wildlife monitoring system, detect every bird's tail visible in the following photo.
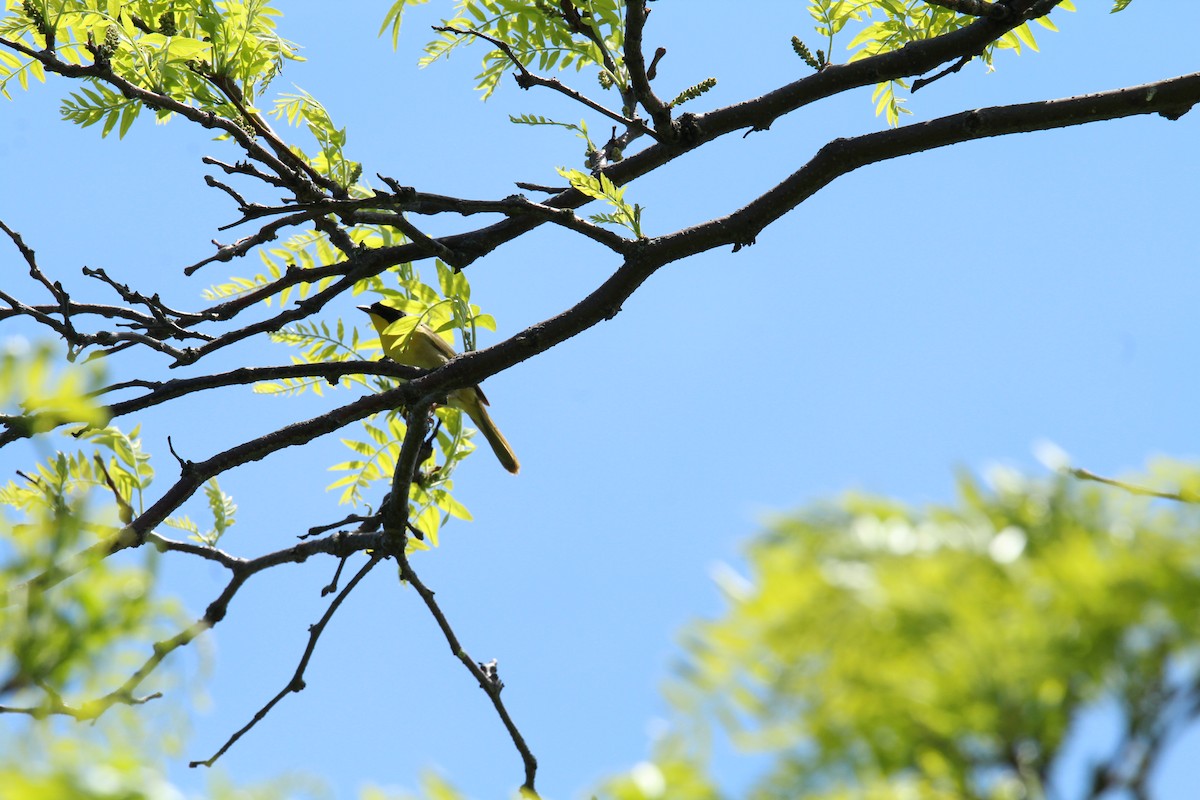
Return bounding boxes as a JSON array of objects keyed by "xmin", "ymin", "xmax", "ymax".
[{"xmin": 459, "ymin": 393, "xmax": 520, "ymax": 474}]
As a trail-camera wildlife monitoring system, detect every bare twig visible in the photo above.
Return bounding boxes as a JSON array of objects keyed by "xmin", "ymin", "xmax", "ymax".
[
  {"xmin": 514, "ymin": 181, "xmax": 568, "ymax": 194},
  {"xmin": 625, "ymin": 1, "xmax": 672, "ymax": 132},
  {"xmin": 201, "ymin": 156, "xmax": 290, "ymax": 190},
  {"xmin": 190, "ymin": 555, "xmax": 383, "ymax": 767},
  {"xmin": 1067, "ymin": 467, "xmax": 1200, "ymax": 504},
  {"xmin": 80, "ymin": 266, "xmax": 213, "ymax": 341},
  {"xmin": 398, "ymin": 547, "xmax": 539, "ymax": 794},
  {"xmin": 912, "ymin": 55, "xmax": 972, "ymax": 93},
  {"xmin": 433, "ymin": 25, "xmax": 654, "ymax": 139},
  {"xmin": 201, "ymin": 70, "xmax": 342, "ymax": 198},
  {"xmin": 0, "ymin": 219, "xmax": 68, "ymax": 306}
]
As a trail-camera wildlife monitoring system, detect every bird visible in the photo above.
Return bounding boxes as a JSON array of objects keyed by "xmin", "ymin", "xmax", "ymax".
[{"xmin": 358, "ymin": 302, "xmax": 519, "ymax": 474}]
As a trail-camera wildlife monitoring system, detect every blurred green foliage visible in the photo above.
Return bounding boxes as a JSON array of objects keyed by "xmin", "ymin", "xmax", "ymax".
[{"xmin": 598, "ymin": 461, "xmax": 1200, "ymax": 799}]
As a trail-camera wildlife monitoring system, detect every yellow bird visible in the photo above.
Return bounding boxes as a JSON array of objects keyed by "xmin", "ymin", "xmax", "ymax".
[{"xmin": 359, "ymin": 302, "xmax": 520, "ymax": 475}]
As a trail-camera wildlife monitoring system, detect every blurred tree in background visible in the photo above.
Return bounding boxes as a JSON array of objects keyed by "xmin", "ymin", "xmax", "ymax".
[{"xmin": 602, "ymin": 462, "xmax": 1200, "ymax": 800}]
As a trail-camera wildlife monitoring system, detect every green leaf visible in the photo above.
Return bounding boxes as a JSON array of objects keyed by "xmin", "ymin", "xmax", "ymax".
[
  {"xmin": 379, "ymin": 0, "xmax": 435, "ymax": 46},
  {"xmin": 555, "ymin": 167, "xmax": 644, "ymax": 238}
]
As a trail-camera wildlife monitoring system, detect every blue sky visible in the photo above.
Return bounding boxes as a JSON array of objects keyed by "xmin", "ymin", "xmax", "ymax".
[{"xmin": 2, "ymin": 2, "xmax": 1198, "ymax": 798}]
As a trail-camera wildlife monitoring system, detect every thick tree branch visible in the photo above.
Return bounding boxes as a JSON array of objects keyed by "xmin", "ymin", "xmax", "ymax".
[
  {"xmin": 379, "ymin": 73, "xmax": 1200, "ymax": 416},
  {"xmin": 660, "ymin": 72, "xmax": 1200, "ymax": 259},
  {"xmin": 0, "ymin": 0, "xmax": 1075, "ymax": 370},
  {"xmin": 696, "ymin": 0, "xmax": 1066, "ymax": 137}
]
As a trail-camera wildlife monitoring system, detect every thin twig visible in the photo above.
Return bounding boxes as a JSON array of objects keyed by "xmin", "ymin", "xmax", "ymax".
[
  {"xmin": 202, "ymin": 70, "xmax": 341, "ymax": 198},
  {"xmin": 624, "ymin": 1, "xmax": 672, "ymax": 131},
  {"xmin": 912, "ymin": 55, "xmax": 972, "ymax": 93},
  {"xmin": 0, "ymin": 219, "xmax": 68, "ymax": 305},
  {"xmin": 1067, "ymin": 468, "xmax": 1199, "ymax": 504},
  {"xmin": 0, "ymin": 689, "xmax": 163, "ymax": 720},
  {"xmin": 398, "ymin": 548, "xmax": 540, "ymax": 795},
  {"xmin": 433, "ymin": 25, "xmax": 654, "ymax": 139},
  {"xmin": 190, "ymin": 555, "xmax": 383, "ymax": 767},
  {"xmin": 201, "ymin": 156, "xmax": 290, "ymax": 190}
]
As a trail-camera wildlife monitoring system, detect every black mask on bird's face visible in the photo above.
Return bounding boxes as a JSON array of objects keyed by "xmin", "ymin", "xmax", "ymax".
[{"xmin": 358, "ymin": 302, "xmax": 404, "ymax": 324}]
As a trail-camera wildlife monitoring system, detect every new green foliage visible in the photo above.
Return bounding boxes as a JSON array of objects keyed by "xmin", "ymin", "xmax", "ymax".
[
  {"xmin": 556, "ymin": 166, "xmax": 643, "ymax": 238},
  {"xmin": 805, "ymin": 0, "xmax": 1076, "ymax": 124},
  {"xmin": 2, "ymin": 0, "xmax": 301, "ymax": 134},
  {"xmin": 408, "ymin": 0, "xmax": 628, "ymax": 100}
]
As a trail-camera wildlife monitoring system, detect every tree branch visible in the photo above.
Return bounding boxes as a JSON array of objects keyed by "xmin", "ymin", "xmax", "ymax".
[{"xmin": 624, "ymin": 1, "xmax": 671, "ymax": 132}]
